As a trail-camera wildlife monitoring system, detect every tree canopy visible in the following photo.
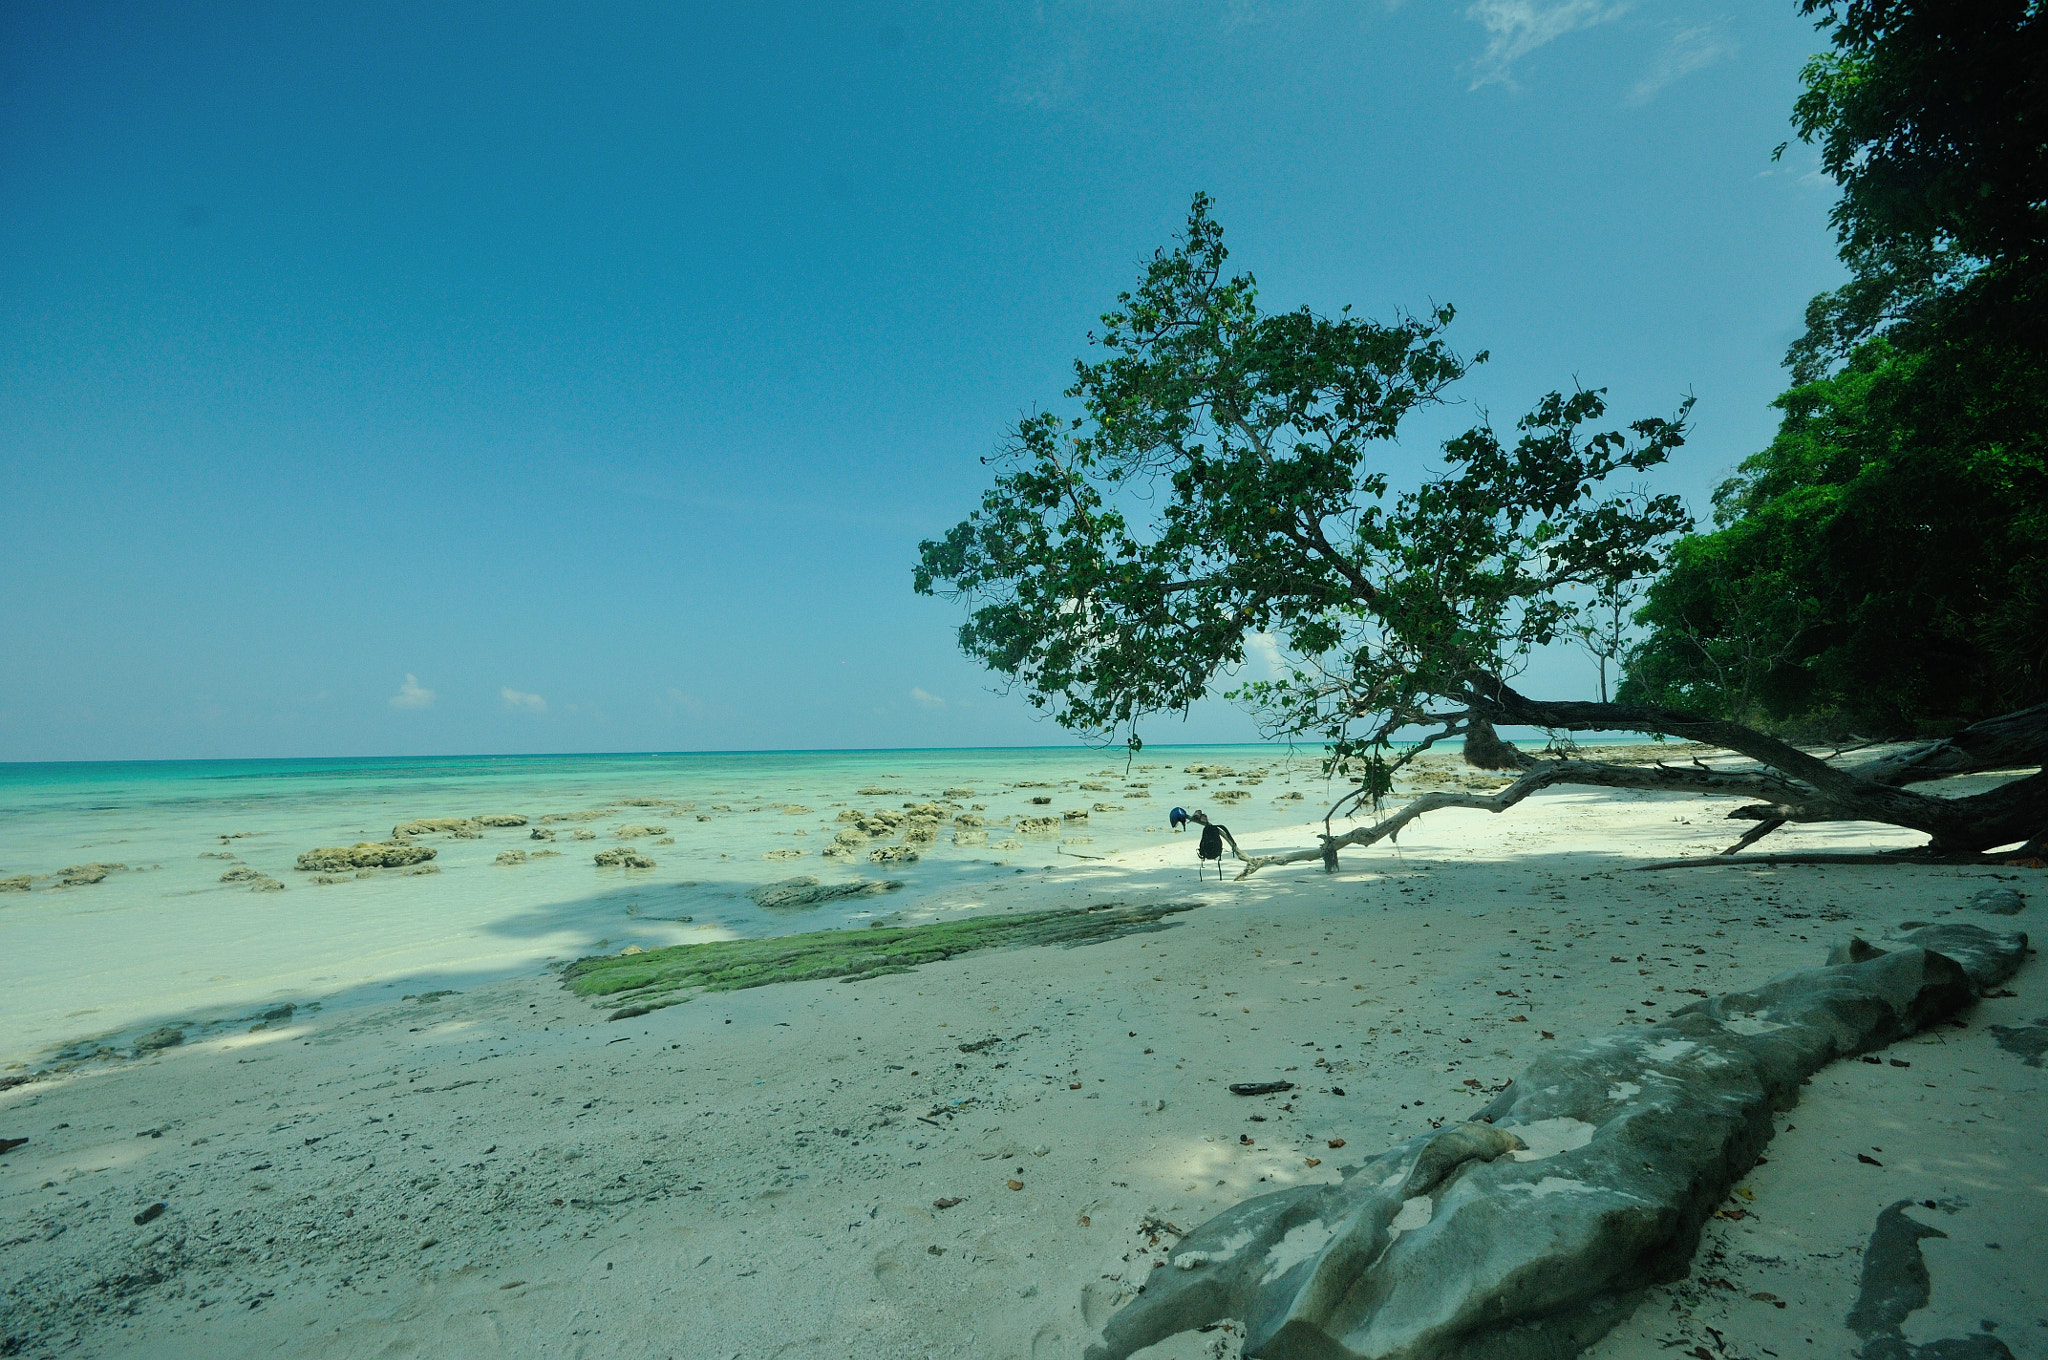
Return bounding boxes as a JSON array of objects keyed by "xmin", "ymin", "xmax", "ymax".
[
  {"xmin": 914, "ymin": 194, "xmax": 1690, "ymax": 804},
  {"xmin": 1624, "ymin": 0, "xmax": 2046, "ymax": 739}
]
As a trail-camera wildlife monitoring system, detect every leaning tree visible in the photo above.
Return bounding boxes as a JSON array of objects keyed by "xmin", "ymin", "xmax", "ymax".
[{"xmin": 914, "ymin": 196, "xmax": 2048, "ymax": 873}]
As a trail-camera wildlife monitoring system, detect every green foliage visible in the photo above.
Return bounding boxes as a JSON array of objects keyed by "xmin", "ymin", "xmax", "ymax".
[
  {"xmin": 1624, "ymin": 340, "xmax": 2047, "ymax": 734},
  {"xmin": 563, "ymin": 901, "xmax": 1196, "ymax": 1019},
  {"xmin": 1627, "ymin": 1, "xmax": 2047, "ymax": 737},
  {"xmin": 915, "ymin": 196, "xmax": 1689, "ymax": 789},
  {"xmin": 1785, "ymin": 0, "xmax": 2044, "ymax": 379}
]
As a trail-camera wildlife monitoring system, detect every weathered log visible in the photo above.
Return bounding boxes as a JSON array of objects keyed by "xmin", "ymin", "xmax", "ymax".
[{"xmin": 1086, "ymin": 922, "xmax": 2029, "ymax": 1360}]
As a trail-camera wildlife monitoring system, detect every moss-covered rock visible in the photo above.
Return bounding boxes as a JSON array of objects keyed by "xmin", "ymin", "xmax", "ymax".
[
  {"xmin": 474, "ymin": 814, "xmax": 528, "ymax": 827},
  {"xmin": 593, "ymin": 847, "xmax": 655, "ymax": 868},
  {"xmin": 564, "ymin": 899, "xmax": 1197, "ymax": 1018}
]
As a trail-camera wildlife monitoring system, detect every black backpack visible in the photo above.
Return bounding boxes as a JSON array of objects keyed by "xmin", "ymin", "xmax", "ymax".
[{"xmin": 1198, "ymin": 824, "xmax": 1224, "ymax": 861}]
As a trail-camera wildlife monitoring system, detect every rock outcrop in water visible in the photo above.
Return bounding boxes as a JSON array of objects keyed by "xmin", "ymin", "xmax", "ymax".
[
  {"xmin": 593, "ymin": 847, "xmax": 655, "ymax": 869},
  {"xmin": 748, "ymin": 875, "xmax": 904, "ymax": 911},
  {"xmin": 1087, "ymin": 921, "xmax": 2029, "ymax": 1360},
  {"xmin": 58, "ymin": 863, "xmax": 125, "ymax": 886},
  {"xmin": 393, "ymin": 818, "xmax": 475, "ymax": 838},
  {"xmin": 295, "ymin": 842, "xmax": 437, "ymax": 872}
]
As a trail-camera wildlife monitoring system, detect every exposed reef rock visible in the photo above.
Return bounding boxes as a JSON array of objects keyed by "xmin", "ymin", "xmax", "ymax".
[
  {"xmin": 869, "ymin": 845, "xmax": 919, "ymax": 865},
  {"xmin": 1, "ymin": 875, "xmax": 31, "ymax": 892},
  {"xmin": 1016, "ymin": 816, "xmax": 1062, "ymax": 837},
  {"xmin": 134, "ymin": 1025, "xmax": 185, "ymax": 1053},
  {"xmin": 58, "ymin": 863, "xmax": 125, "ymax": 886},
  {"xmin": 593, "ymin": 847, "xmax": 655, "ymax": 869},
  {"xmin": 1088, "ymin": 921, "xmax": 2029, "ymax": 1360},
  {"xmin": 613, "ymin": 824, "xmax": 668, "ymax": 839},
  {"xmin": 392, "ymin": 818, "xmax": 477, "ymax": 838},
  {"xmin": 748, "ymin": 875, "xmax": 904, "ymax": 911},
  {"xmin": 539, "ymin": 810, "xmax": 607, "ymax": 824},
  {"xmin": 219, "ymin": 866, "xmax": 284, "ymax": 891},
  {"xmin": 294, "ymin": 842, "xmax": 437, "ymax": 873},
  {"xmin": 530, "ymin": 827, "xmax": 556, "ymax": 841},
  {"xmin": 474, "ymin": 814, "xmax": 527, "ymax": 827},
  {"xmin": 494, "ymin": 850, "xmax": 528, "ymax": 866}
]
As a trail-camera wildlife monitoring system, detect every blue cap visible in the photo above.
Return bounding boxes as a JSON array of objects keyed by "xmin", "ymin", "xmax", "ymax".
[{"xmin": 1169, "ymin": 806, "xmax": 1189, "ymax": 829}]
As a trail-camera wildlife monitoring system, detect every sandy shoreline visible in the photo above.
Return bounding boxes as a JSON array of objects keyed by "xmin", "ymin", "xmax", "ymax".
[{"xmin": 3, "ymin": 778, "xmax": 2042, "ymax": 1360}]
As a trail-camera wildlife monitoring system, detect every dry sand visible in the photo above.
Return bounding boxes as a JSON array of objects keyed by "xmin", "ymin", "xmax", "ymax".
[{"xmin": 3, "ymin": 772, "xmax": 2042, "ymax": 1360}]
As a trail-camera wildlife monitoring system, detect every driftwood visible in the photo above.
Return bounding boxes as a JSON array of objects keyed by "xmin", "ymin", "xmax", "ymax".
[
  {"xmin": 1087, "ymin": 921, "xmax": 2029, "ymax": 1360},
  {"xmin": 1235, "ymin": 689, "xmax": 2048, "ymax": 878}
]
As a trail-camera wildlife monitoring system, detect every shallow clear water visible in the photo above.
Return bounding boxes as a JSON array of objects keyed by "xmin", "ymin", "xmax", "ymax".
[{"xmin": 0, "ymin": 745, "xmax": 1333, "ymax": 1064}]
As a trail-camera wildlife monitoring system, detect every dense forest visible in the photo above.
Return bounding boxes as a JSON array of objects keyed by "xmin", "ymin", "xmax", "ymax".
[{"xmin": 1622, "ymin": 0, "xmax": 2045, "ymax": 738}]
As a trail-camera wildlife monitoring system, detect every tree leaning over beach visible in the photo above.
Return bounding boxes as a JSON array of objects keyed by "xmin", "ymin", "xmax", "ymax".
[{"xmin": 914, "ymin": 194, "xmax": 2048, "ymax": 872}]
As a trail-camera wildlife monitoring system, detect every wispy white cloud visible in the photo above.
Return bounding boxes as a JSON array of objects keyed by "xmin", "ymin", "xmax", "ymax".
[
  {"xmin": 1243, "ymin": 631, "xmax": 1289, "ymax": 682},
  {"xmin": 1627, "ymin": 22, "xmax": 1735, "ymax": 104},
  {"xmin": 666, "ymin": 687, "xmax": 705, "ymax": 717},
  {"xmin": 910, "ymin": 686, "xmax": 946, "ymax": 709},
  {"xmin": 388, "ymin": 674, "xmax": 435, "ymax": 710},
  {"xmin": 501, "ymin": 687, "xmax": 546, "ymax": 714},
  {"xmin": 1465, "ymin": 0, "xmax": 1630, "ymax": 89}
]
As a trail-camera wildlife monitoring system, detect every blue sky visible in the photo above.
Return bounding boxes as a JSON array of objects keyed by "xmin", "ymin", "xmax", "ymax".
[{"xmin": 0, "ymin": 0, "xmax": 1842, "ymax": 762}]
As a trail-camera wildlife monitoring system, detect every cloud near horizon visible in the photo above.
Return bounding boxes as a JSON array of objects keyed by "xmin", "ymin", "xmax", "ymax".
[
  {"xmin": 910, "ymin": 686, "xmax": 946, "ymax": 709},
  {"xmin": 388, "ymin": 674, "xmax": 435, "ymax": 710},
  {"xmin": 1465, "ymin": 0, "xmax": 1630, "ymax": 89},
  {"xmin": 501, "ymin": 686, "xmax": 546, "ymax": 714}
]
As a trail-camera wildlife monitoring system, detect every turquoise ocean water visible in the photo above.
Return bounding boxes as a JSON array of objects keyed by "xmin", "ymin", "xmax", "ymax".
[{"xmin": 0, "ymin": 746, "xmax": 1332, "ymax": 1066}]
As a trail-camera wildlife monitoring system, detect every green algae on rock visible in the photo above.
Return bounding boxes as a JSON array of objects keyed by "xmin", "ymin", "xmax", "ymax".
[{"xmin": 564, "ymin": 899, "xmax": 1197, "ymax": 1019}]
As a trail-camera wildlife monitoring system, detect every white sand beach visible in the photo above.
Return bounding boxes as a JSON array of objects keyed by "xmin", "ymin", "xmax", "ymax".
[{"xmin": 3, "ymin": 756, "xmax": 2041, "ymax": 1360}]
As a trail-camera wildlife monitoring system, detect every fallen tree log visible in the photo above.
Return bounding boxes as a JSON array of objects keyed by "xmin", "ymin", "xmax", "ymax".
[
  {"xmin": 1237, "ymin": 687, "xmax": 2048, "ymax": 877},
  {"xmin": 1087, "ymin": 920, "xmax": 2029, "ymax": 1360}
]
